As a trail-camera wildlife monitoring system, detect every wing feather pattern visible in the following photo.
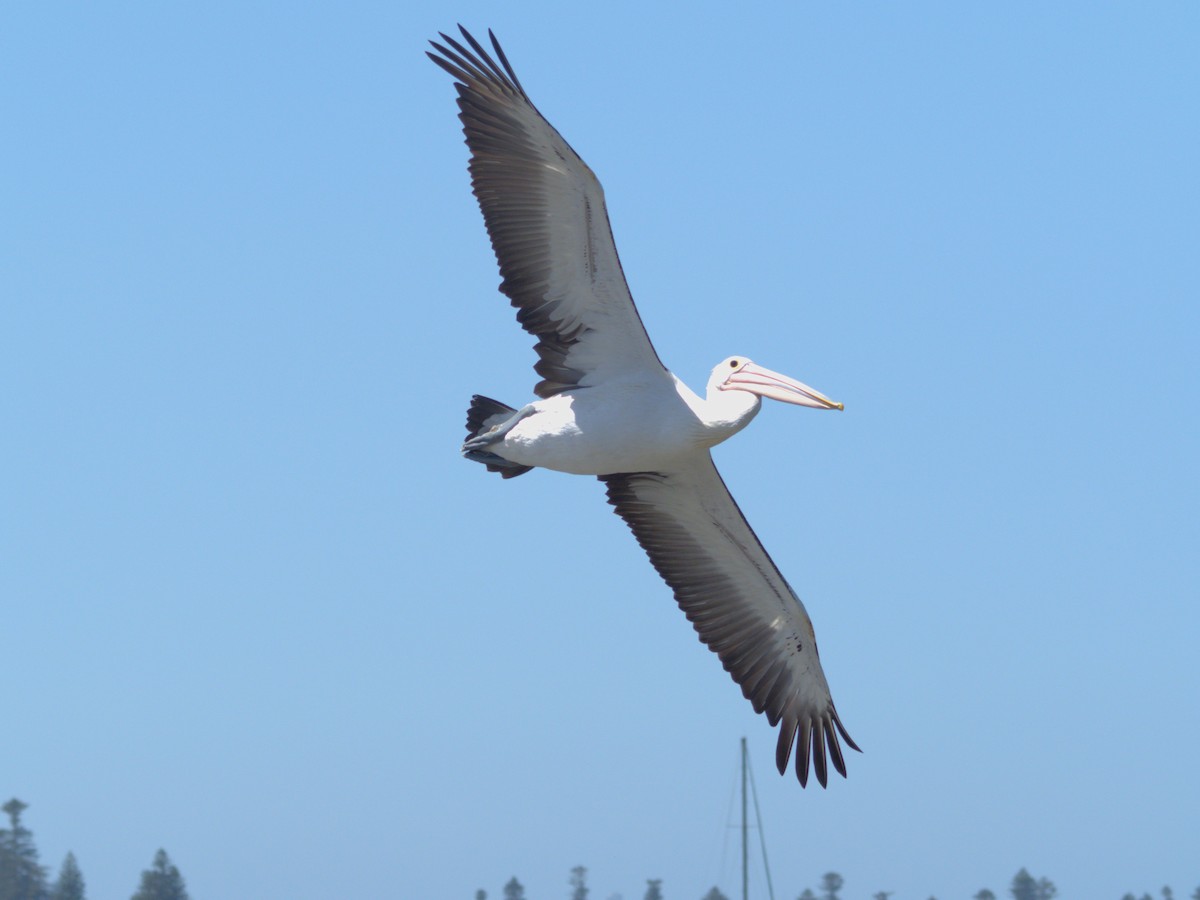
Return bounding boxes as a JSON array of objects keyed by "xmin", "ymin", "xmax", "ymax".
[
  {"xmin": 600, "ymin": 456, "xmax": 859, "ymax": 787},
  {"xmin": 428, "ymin": 27, "xmax": 666, "ymax": 397}
]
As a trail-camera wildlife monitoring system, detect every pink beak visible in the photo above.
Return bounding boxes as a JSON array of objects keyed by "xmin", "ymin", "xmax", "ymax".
[{"xmin": 722, "ymin": 363, "xmax": 843, "ymax": 410}]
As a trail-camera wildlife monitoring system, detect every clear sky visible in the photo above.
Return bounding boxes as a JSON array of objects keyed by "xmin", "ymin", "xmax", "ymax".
[{"xmin": 3, "ymin": 3, "xmax": 1197, "ymax": 899}]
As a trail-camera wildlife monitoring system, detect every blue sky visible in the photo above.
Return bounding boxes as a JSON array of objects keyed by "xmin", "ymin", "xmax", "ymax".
[{"xmin": 3, "ymin": 3, "xmax": 1197, "ymax": 899}]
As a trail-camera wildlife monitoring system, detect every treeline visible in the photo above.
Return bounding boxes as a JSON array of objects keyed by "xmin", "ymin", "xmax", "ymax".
[
  {"xmin": 0, "ymin": 798, "xmax": 190, "ymax": 900},
  {"xmin": 8, "ymin": 796, "xmax": 1194, "ymax": 900},
  {"xmin": 479, "ymin": 865, "xmax": 1200, "ymax": 900}
]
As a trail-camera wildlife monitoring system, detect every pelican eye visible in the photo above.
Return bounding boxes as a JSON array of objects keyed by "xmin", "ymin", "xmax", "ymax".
[{"xmin": 729, "ymin": 359, "xmax": 739, "ymax": 368}]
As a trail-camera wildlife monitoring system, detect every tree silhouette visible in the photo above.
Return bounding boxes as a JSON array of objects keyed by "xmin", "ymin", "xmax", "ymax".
[
  {"xmin": 503, "ymin": 877, "xmax": 526, "ymax": 900},
  {"xmin": 702, "ymin": 889, "xmax": 729, "ymax": 900},
  {"xmin": 571, "ymin": 866, "xmax": 589, "ymax": 900},
  {"xmin": 49, "ymin": 853, "xmax": 85, "ymax": 900},
  {"xmin": 130, "ymin": 850, "xmax": 188, "ymax": 900},
  {"xmin": 1010, "ymin": 868, "xmax": 1056, "ymax": 900},
  {"xmin": 0, "ymin": 798, "xmax": 49, "ymax": 900},
  {"xmin": 820, "ymin": 873, "xmax": 844, "ymax": 900},
  {"xmin": 1011, "ymin": 869, "xmax": 1037, "ymax": 900},
  {"xmin": 643, "ymin": 879, "xmax": 662, "ymax": 900}
]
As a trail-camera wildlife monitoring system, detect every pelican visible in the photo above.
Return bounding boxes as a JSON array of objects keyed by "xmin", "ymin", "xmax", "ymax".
[{"xmin": 429, "ymin": 27, "xmax": 859, "ymax": 787}]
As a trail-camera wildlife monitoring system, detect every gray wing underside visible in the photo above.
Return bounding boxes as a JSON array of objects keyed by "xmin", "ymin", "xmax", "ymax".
[
  {"xmin": 428, "ymin": 27, "xmax": 667, "ymax": 398},
  {"xmin": 600, "ymin": 455, "xmax": 859, "ymax": 787}
]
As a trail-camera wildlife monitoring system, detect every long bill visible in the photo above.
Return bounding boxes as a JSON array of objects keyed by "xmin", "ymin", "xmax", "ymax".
[{"xmin": 723, "ymin": 363, "xmax": 844, "ymax": 410}]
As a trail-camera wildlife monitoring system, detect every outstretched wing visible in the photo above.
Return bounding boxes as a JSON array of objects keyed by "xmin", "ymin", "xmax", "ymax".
[
  {"xmin": 429, "ymin": 27, "xmax": 667, "ymax": 397},
  {"xmin": 600, "ymin": 455, "xmax": 859, "ymax": 787}
]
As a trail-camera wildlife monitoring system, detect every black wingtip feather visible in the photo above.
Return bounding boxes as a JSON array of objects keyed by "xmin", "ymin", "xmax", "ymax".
[
  {"xmin": 776, "ymin": 719, "xmax": 798, "ymax": 776},
  {"xmin": 812, "ymin": 722, "xmax": 828, "ymax": 788},
  {"xmin": 426, "ymin": 48, "xmax": 468, "ymax": 84},
  {"xmin": 833, "ymin": 709, "xmax": 862, "ymax": 754},
  {"xmin": 457, "ymin": 26, "xmax": 508, "ymax": 86},
  {"xmin": 430, "ymin": 37, "xmax": 490, "ymax": 86},
  {"xmin": 487, "ymin": 28, "xmax": 526, "ymax": 95},
  {"xmin": 796, "ymin": 720, "xmax": 812, "ymax": 787},
  {"xmin": 825, "ymin": 719, "xmax": 847, "ymax": 779}
]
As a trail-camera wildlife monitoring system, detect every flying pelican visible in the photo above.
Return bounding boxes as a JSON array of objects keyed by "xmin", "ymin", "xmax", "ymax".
[{"xmin": 429, "ymin": 27, "xmax": 859, "ymax": 787}]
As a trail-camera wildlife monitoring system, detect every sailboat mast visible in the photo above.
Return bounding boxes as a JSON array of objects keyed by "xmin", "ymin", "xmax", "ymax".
[
  {"xmin": 732, "ymin": 737, "xmax": 776, "ymax": 900},
  {"xmin": 741, "ymin": 736, "xmax": 748, "ymax": 900}
]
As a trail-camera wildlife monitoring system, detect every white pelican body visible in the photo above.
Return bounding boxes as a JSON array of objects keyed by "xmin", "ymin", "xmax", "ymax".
[
  {"xmin": 486, "ymin": 368, "xmax": 770, "ymax": 475},
  {"xmin": 430, "ymin": 27, "xmax": 859, "ymax": 787}
]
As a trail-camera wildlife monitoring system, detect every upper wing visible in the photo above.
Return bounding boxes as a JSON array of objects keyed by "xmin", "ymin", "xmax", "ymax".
[
  {"xmin": 600, "ymin": 455, "xmax": 859, "ymax": 787},
  {"xmin": 428, "ymin": 27, "xmax": 667, "ymax": 397}
]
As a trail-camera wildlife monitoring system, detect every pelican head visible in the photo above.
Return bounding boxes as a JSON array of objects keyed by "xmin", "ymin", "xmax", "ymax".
[{"xmin": 713, "ymin": 356, "xmax": 843, "ymax": 410}]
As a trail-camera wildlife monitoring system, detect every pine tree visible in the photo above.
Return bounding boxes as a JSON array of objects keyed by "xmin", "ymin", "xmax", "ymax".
[
  {"xmin": 49, "ymin": 853, "xmax": 85, "ymax": 900},
  {"xmin": 974, "ymin": 891, "xmax": 997, "ymax": 900},
  {"xmin": 571, "ymin": 866, "xmax": 589, "ymax": 900},
  {"xmin": 701, "ymin": 889, "xmax": 728, "ymax": 900},
  {"xmin": 872, "ymin": 893, "xmax": 893, "ymax": 900},
  {"xmin": 1010, "ymin": 869, "xmax": 1055, "ymax": 900},
  {"xmin": 1010, "ymin": 869, "xmax": 1036, "ymax": 900},
  {"xmin": 643, "ymin": 879, "xmax": 662, "ymax": 900},
  {"xmin": 798, "ymin": 891, "xmax": 816, "ymax": 900},
  {"xmin": 476, "ymin": 891, "xmax": 487, "ymax": 900},
  {"xmin": 819, "ymin": 873, "xmax": 843, "ymax": 900},
  {"xmin": 0, "ymin": 798, "xmax": 49, "ymax": 900},
  {"xmin": 503, "ymin": 877, "xmax": 526, "ymax": 900},
  {"xmin": 130, "ymin": 850, "xmax": 188, "ymax": 900}
]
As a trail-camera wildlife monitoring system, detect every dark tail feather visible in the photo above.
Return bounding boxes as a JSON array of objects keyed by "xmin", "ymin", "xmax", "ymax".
[
  {"xmin": 465, "ymin": 395, "xmax": 513, "ymax": 438},
  {"xmin": 464, "ymin": 395, "xmax": 533, "ymax": 479}
]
